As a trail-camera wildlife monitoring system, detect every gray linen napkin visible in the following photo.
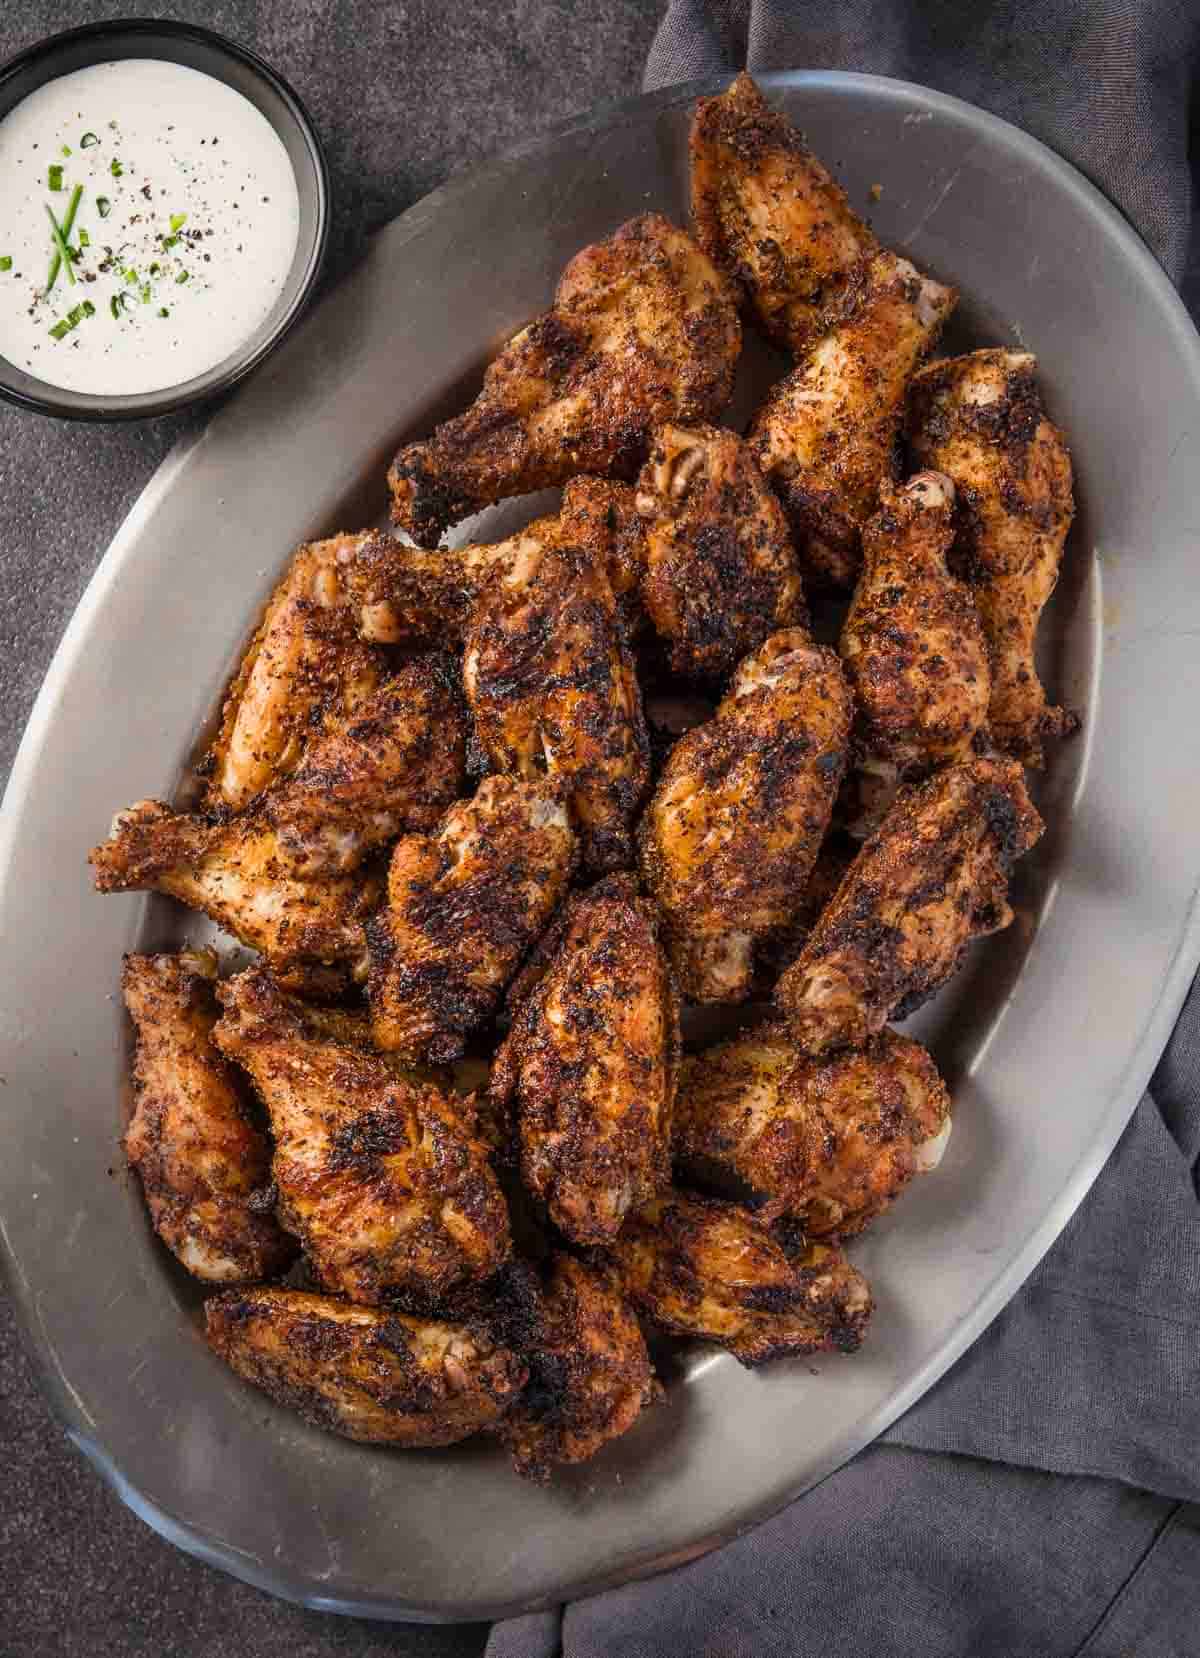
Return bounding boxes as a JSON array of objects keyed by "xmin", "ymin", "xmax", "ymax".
[{"xmin": 488, "ymin": 7, "xmax": 1200, "ymax": 1651}]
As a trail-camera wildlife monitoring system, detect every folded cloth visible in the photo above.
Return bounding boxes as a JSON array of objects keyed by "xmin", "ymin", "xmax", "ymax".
[{"xmin": 487, "ymin": 7, "xmax": 1200, "ymax": 1650}]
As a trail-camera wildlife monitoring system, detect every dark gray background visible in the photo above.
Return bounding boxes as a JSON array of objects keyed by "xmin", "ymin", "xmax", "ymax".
[{"xmin": 0, "ymin": 4, "xmax": 661, "ymax": 1654}]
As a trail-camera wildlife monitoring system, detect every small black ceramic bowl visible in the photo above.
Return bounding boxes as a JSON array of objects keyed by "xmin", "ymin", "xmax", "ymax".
[{"xmin": 0, "ymin": 18, "xmax": 329, "ymax": 420}]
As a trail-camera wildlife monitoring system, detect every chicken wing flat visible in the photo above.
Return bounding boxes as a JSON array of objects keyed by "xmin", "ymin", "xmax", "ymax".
[
  {"xmin": 906, "ymin": 349, "xmax": 1076, "ymax": 764},
  {"xmin": 491, "ymin": 875, "xmax": 680, "ymax": 1245},
  {"xmin": 634, "ymin": 423, "xmax": 806, "ymax": 679},
  {"xmin": 213, "ymin": 968, "xmax": 511, "ymax": 1305},
  {"xmin": 776, "ymin": 756, "xmax": 1044, "ymax": 1055},
  {"xmin": 604, "ymin": 1190, "xmax": 872, "ymax": 1365},
  {"xmin": 206, "ymin": 1287, "xmax": 526, "ymax": 1447},
  {"xmin": 462, "ymin": 539, "xmax": 649, "ymax": 872},
  {"xmin": 690, "ymin": 72, "xmax": 878, "ymax": 352},
  {"xmin": 367, "ymin": 776, "xmax": 578, "ymax": 1063},
  {"xmin": 205, "ymin": 531, "xmax": 384, "ymax": 811},
  {"xmin": 499, "ymin": 1254, "xmax": 655, "ymax": 1480},
  {"xmin": 674, "ymin": 1023, "xmax": 950, "ymax": 1234},
  {"xmin": 749, "ymin": 250, "xmax": 957, "ymax": 589},
  {"xmin": 389, "ymin": 214, "xmax": 741, "ymax": 546},
  {"xmin": 639, "ymin": 628, "xmax": 852, "ymax": 1003},
  {"xmin": 123, "ymin": 950, "xmax": 293, "ymax": 1284}
]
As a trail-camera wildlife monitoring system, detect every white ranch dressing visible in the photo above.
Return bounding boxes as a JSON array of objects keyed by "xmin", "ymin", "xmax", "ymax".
[{"xmin": 0, "ymin": 59, "xmax": 300, "ymax": 395}]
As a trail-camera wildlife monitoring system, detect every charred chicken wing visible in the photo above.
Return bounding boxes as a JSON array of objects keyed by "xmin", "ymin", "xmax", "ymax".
[{"xmin": 389, "ymin": 214, "xmax": 741, "ymax": 545}]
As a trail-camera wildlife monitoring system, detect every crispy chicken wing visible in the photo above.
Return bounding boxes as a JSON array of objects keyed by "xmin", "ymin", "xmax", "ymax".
[
  {"xmin": 367, "ymin": 776, "xmax": 578, "ymax": 1063},
  {"xmin": 212, "ymin": 968, "xmax": 511, "ymax": 1305},
  {"xmin": 750, "ymin": 250, "xmax": 957, "ymax": 589},
  {"xmin": 206, "ymin": 531, "xmax": 384, "ymax": 810},
  {"xmin": 462, "ymin": 538, "xmax": 649, "ymax": 872},
  {"xmin": 634, "ymin": 423, "xmax": 806, "ymax": 679},
  {"xmin": 491, "ymin": 875, "xmax": 680, "ymax": 1244},
  {"xmin": 674, "ymin": 1022, "xmax": 951, "ymax": 1233},
  {"xmin": 776, "ymin": 756, "xmax": 1044, "ymax": 1054},
  {"xmin": 123, "ymin": 950, "xmax": 293, "ymax": 1284},
  {"xmin": 206, "ymin": 1287, "xmax": 526, "ymax": 1446},
  {"xmin": 906, "ymin": 349, "xmax": 1076, "ymax": 764},
  {"xmin": 690, "ymin": 72, "xmax": 878, "ymax": 352},
  {"xmin": 389, "ymin": 214, "xmax": 741, "ymax": 545},
  {"xmin": 499, "ymin": 1254, "xmax": 655, "ymax": 1480},
  {"xmin": 604, "ymin": 1190, "xmax": 872, "ymax": 1365},
  {"xmin": 639, "ymin": 628, "xmax": 852, "ymax": 1003}
]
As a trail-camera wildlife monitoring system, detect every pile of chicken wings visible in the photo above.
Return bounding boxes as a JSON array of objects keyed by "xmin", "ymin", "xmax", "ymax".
[{"xmin": 90, "ymin": 75, "xmax": 1072, "ymax": 1482}]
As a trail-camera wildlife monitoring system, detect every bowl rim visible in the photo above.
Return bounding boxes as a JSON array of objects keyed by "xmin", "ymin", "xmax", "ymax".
[{"xmin": 0, "ymin": 15, "xmax": 330, "ymax": 422}]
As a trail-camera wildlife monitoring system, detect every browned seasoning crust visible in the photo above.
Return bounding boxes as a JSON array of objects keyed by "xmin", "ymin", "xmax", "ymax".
[
  {"xmin": 602, "ymin": 1189, "xmax": 872, "ymax": 1365},
  {"xmin": 388, "ymin": 213, "xmax": 741, "ymax": 546},
  {"xmin": 775, "ymin": 756, "xmax": 1044, "ymax": 1055},
  {"xmin": 491, "ymin": 875, "xmax": 681, "ymax": 1245},
  {"xmin": 906, "ymin": 348, "xmax": 1077, "ymax": 765},
  {"xmin": 212, "ymin": 967, "xmax": 512, "ymax": 1306},
  {"xmin": 639, "ymin": 628, "xmax": 853, "ymax": 1004},
  {"xmin": 634, "ymin": 422, "xmax": 806, "ymax": 679},
  {"xmin": 205, "ymin": 1287, "xmax": 526, "ymax": 1447},
  {"xmin": 123, "ymin": 950, "xmax": 294, "ymax": 1284},
  {"xmin": 689, "ymin": 71, "xmax": 879, "ymax": 351}
]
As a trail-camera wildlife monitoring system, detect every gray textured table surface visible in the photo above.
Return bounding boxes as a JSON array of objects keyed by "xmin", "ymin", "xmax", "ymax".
[{"xmin": 0, "ymin": 4, "xmax": 661, "ymax": 1653}]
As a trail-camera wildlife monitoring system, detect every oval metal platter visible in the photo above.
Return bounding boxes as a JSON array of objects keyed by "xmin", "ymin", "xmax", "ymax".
[{"xmin": 3, "ymin": 71, "xmax": 1200, "ymax": 1622}]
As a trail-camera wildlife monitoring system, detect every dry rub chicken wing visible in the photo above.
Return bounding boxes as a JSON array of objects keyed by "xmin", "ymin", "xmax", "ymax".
[
  {"xmin": 213, "ymin": 967, "xmax": 511, "ymax": 1305},
  {"xmin": 750, "ymin": 249, "xmax": 957, "ymax": 589},
  {"xmin": 206, "ymin": 1287, "xmax": 526, "ymax": 1447},
  {"xmin": 639, "ymin": 628, "xmax": 852, "ymax": 1003},
  {"xmin": 491, "ymin": 875, "xmax": 680, "ymax": 1245},
  {"xmin": 907, "ymin": 348, "xmax": 1076, "ymax": 764},
  {"xmin": 123, "ymin": 950, "xmax": 293, "ymax": 1284},
  {"xmin": 776, "ymin": 756, "xmax": 1044, "ymax": 1054},
  {"xmin": 690, "ymin": 72, "xmax": 878, "ymax": 352},
  {"xmin": 389, "ymin": 213, "xmax": 741, "ymax": 545},
  {"xmin": 367, "ymin": 775, "xmax": 578, "ymax": 1063}
]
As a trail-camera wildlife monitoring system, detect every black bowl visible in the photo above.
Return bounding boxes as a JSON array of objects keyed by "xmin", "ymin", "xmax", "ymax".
[{"xmin": 0, "ymin": 18, "xmax": 329, "ymax": 420}]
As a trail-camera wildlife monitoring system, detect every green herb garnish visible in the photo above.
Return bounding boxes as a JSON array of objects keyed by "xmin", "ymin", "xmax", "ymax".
[
  {"xmin": 148, "ymin": 261, "xmax": 161, "ymax": 275},
  {"xmin": 0, "ymin": 256, "xmax": 11, "ymax": 272},
  {"xmin": 110, "ymin": 291, "xmax": 130, "ymax": 319},
  {"xmin": 140, "ymin": 282, "xmax": 151, "ymax": 304},
  {"xmin": 46, "ymin": 183, "xmax": 84, "ymax": 292},
  {"xmin": 96, "ymin": 196, "xmax": 111, "ymax": 218},
  {"xmin": 169, "ymin": 212, "xmax": 187, "ymax": 234},
  {"xmin": 49, "ymin": 298, "xmax": 94, "ymax": 340},
  {"xmin": 81, "ymin": 299, "xmax": 95, "ymax": 317},
  {"xmin": 48, "ymin": 163, "xmax": 64, "ymax": 191},
  {"xmin": 48, "ymin": 318, "xmax": 72, "ymax": 340},
  {"xmin": 110, "ymin": 157, "xmax": 123, "ymax": 178},
  {"xmin": 78, "ymin": 228, "xmax": 90, "ymax": 249},
  {"xmin": 175, "ymin": 270, "xmax": 189, "ymax": 284},
  {"xmin": 158, "ymin": 306, "xmax": 169, "ymax": 318},
  {"xmin": 80, "ymin": 131, "xmax": 99, "ymax": 148},
  {"xmin": 61, "ymin": 144, "xmax": 72, "ymax": 157}
]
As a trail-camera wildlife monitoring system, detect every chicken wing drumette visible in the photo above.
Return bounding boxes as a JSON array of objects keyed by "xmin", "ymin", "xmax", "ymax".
[
  {"xmin": 906, "ymin": 349, "xmax": 1076, "ymax": 764},
  {"xmin": 367, "ymin": 776, "xmax": 577, "ymax": 1063},
  {"xmin": 213, "ymin": 968, "xmax": 511, "ymax": 1305},
  {"xmin": 206, "ymin": 1288, "xmax": 526, "ymax": 1447},
  {"xmin": 750, "ymin": 250, "xmax": 957, "ymax": 589},
  {"xmin": 776, "ymin": 756, "xmax": 1044, "ymax": 1055},
  {"xmin": 123, "ymin": 950, "xmax": 294, "ymax": 1284},
  {"xmin": 633, "ymin": 423, "xmax": 806, "ymax": 679},
  {"xmin": 389, "ymin": 214, "xmax": 741, "ymax": 545},
  {"xmin": 491, "ymin": 875, "xmax": 680, "ymax": 1245},
  {"xmin": 674, "ymin": 1022, "xmax": 951, "ymax": 1234},
  {"xmin": 604, "ymin": 1190, "xmax": 872, "ymax": 1365},
  {"xmin": 689, "ymin": 72, "xmax": 878, "ymax": 352},
  {"xmin": 639, "ymin": 628, "xmax": 852, "ymax": 1003}
]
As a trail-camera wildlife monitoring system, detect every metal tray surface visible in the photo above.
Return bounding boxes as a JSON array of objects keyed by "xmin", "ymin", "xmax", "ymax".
[{"xmin": 2, "ymin": 71, "xmax": 1200, "ymax": 1622}]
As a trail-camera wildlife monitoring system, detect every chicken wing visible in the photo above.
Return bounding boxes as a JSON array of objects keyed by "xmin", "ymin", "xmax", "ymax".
[
  {"xmin": 205, "ymin": 531, "xmax": 384, "ymax": 810},
  {"xmin": 775, "ymin": 756, "xmax": 1044, "ymax": 1054},
  {"xmin": 388, "ymin": 214, "xmax": 741, "ymax": 545},
  {"xmin": 491, "ymin": 875, "xmax": 680, "ymax": 1244},
  {"xmin": 123, "ymin": 950, "xmax": 293, "ymax": 1284},
  {"xmin": 674, "ymin": 1023, "xmax": 950, "ymax": 1233},
  {"xmin": 639, "ymin": 628, "xmax": 852, "ymax": 1003},
  {"xmin": 604, "ymin": 1190, "xmax": 872, "ymax": 1365},
  {"xmin": 690, "ymin": 72, "xmax": 878, "ymax": 352},
  {"xmin": 499, "ymin": 1254, "xmax": 655, "ymax": 1480},
  {"xmin": 206, "ymin": 1287, "xmax": 526, "ymax": 1447},
  {"xmin": 633, "ymin": 423, "xmax": 806, "ymax": 679},
  {"xmin": 212, "ymin": 967, "xmax": 511, "ymax": 1305},
  {"xmin": 749, "ymin": 250, "xmax": 957, "ymax": 589},
  {"xmin": 366, "ymin": 776, "xmax": 578, "ymax": 1063},
  {"xmin": 462, "ymin": 538, "xmax": 649, "ymax": 872},
  {"xmin": 906, "ymin": 349, "xmax": 1076, "ymax": 764}
]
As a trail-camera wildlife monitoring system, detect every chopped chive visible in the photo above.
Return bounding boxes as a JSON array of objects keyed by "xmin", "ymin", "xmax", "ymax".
[
  {"xmin": 48, "ymin": 163, "xmax": 64, "ymax": 191},
  {"xmin": 66, "ymin": 303, "xmax": 84, "ymax": 327},
  {"xmin": 109, "ymin": 290, "xmax": 131, "ymax": 319},
  {"xmin": 49, "ymin": 318, "xmax": 72, "ymax": 340},
  {"xmin": 122, "ymin": 266, "xmax": 137, "ymax": 284},
  {"xmin": 0, "ymin": 256, "xmax": 11, "ymax": 272},
  {"xmin": 96, "ymin": 196, "xmax": 111, "ymax": 218},
  {"xmin": 175, "ymin": 270, "xmax": 189, "ymax": 284},
  {"xmin": 148, "ymin": 261, "xmax": 161, "ymax": 275},
  {"xmin": 80, "ymin": 131, "xmax": 99, "ymax": 148},
  {"xmin": 61, "ymin": 144, "xmax": 72, "ymax": 157},
  {"xmin": 46, "ymin": 183, "xmax": 83, "ymax": 292},
  {"xmin": 140, "ymin": 282, "xmax": 151, "ymax": 304},
  {"xmin": 158, "ymin": 306, "xmax": 169, "ymax": 318},
  {"xmin": 78, "ymin": 228, "xmax": 90, "ymax": 249},
  {"xmin": 45, "ymin": 202, "xmax": 77, "ymax": 288},
  {"xmin": 169, "ymin": 211, "xmax": 187, "ymax": 234},
  {"xmin": 81, "ymin": 299, "xmax": 95, "ymax": 317},
  {"xmin": 110, "ymin": 157, "xmax": 123, "ymax": 177}
]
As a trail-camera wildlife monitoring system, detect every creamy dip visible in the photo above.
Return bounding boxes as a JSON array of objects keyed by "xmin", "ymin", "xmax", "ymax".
[{"xmin": 0, "ymin": 59, "xmax": 301, "ymax": 395}]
